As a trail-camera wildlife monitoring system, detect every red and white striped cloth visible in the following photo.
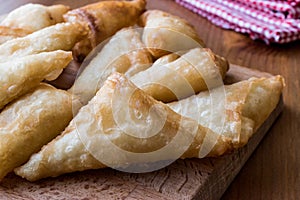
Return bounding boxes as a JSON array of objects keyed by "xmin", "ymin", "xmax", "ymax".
[{"xmin": 175, "ymin": 0, "xmax": 300, "ymax": 44}]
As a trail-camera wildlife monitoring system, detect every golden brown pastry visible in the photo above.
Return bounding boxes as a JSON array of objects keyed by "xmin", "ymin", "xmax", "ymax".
[
  {"xmin": 0, "ymin": 83, "xmax": 80, "ymax": 181},
  {"xmin": 0, "ymin": 26, "xmax": 31, "ymax": 45},
  {"xmin": 139, "ymin": 10, "xmax": 206, "ymax": 58},
  {"xmin": 0, "ymin": 3, "xmax": 70, "ymax": 32},
  {"xmin": 15, "ymin": 73, "xmax": 230, "ymax": 181},
  {"xmin": 69, "ymin": 27, "xmax": 152, "ymax": 106},
  {"xmin": 0, "ymin": 22, "xmax": 87, "ymax": 61},
  {"xmin": 64, "ymin": 0, "xmax": 146, "ymax": 61},
  {"xmin": 0, "ymin": 50, "xmax": 72, "ymax": 110},
  {"xmin": 130, "ymin": 48, "xmax": 229, "ymax": 102},
  {"xmin": 168, "ymin": 76, "xmax": 285, "ymax": 147}
]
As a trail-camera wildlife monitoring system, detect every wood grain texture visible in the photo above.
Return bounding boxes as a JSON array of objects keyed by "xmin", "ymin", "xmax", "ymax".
[{"xmin": 0, "ymin": 0, "xmax": 299, "ymax": 199}]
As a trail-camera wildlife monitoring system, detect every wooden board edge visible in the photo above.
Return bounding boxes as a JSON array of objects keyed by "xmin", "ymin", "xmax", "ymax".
[{"xmin": 225, "ymin": 64, "xmax": 273, "ymax": 84}]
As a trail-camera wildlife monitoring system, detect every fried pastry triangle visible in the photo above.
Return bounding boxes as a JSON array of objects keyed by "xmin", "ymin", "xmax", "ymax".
[
  {"xmin": 69, "ymin": 27, "xmax": 152, "ymax": 106},
  {"xmin": 139, "ymin": 10, "xmax": 206, "ymax": 58},
  {"xmin": 0, "ymin": 83, "xmax": 79, "ymax": 180},
  {"xmin": 130, "ymin": 48, "xmax": 229, "ymax": 102},
  {"xmin": 15, "ymin": 73, "xmax": 230, "ymax": 181},
  {"xmin": 0, "ymin": 50, "xmax": 72, "ymax": 110},
  {"xmin": 64, "ymin": 0, "xmax": 146, "ymax": 61},
  {"xmin": 0, "ymin": 22, "xmax": 87, "ymax": 61},
  {"xmin": 168, "ymin": 76, "xmax": 285, "ymax": 147},
  {"xmin": 1, "ymin": 3, "xmax": 70, "ymax": 32}
]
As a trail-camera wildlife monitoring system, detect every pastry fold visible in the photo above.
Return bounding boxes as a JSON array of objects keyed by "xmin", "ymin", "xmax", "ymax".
[
  {"xmin": 168, "ymin": 76, "xmax": 285, "ymax": 147},
  {"xmin": 0, "ymin": 3, "xmax": 70, "ymax": 32},
  {"xmin": 139, "ymin": 10, "xmax": 206, "ymax": 58},
  {"xmin": 0, "ymin": 50, "xmax": 72, "ymax": 110},
  {"xmin": 130, "ymin": 48, "xmax": 229, "ymax": 102},
  {"xmin": 69, "ymin": 27, "xmax": 152, "ymax": 106},
  {"xmin": 0, "ymin": 83, "xmax": 78, "ymax": 180},
  {"xmin": 64, "ymin": 0, "xmax": 146, "ymax": 61},
  {"xmin": 15, "ymin": 73, "xmax": 230, "ymax": 181},
  {"xmin": 0, "ymin": 26, "xmax": 31, "ymax": 45},
  {"xmin": 0, "ymin": 22, "xmax": 87, "ymax": 61}
]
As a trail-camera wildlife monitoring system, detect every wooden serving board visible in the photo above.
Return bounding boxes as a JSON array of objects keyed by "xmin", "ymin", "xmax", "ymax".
[{"xmin": 0, "ymin": 64, "xmax": 284, "ymax": 200}]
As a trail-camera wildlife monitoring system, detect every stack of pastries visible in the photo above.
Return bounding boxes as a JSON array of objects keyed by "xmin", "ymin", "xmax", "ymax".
[{"xmin": 0, "ymin": 0, "xmax": 284, "ymax": 182}]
